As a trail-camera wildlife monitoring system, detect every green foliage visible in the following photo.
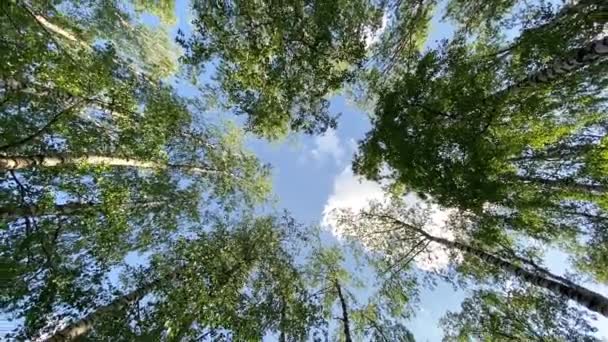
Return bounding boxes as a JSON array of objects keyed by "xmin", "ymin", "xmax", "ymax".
[
  {"xmin": 441, "ymin": 285, "xmax": 600, "ymax": 341},
  {"xmin": 48, "ymin": 0, "xmax": 180, "ymax": 77},
  {"xmin": 304, "ymin": 232, "xmax": 418, "ymax": 341},
  {"xmin": 46, "ymin": 214, "xmax": 323, "ymax": 341},
  {"xmin": 0, "ymin": 1, "xmax": 270, "ymax": 338},
  {"xmin": 371, "ymin": 0, "xmax": 437, "ymax": 78},
  {"xmin": 180, "ymin": 0, "xmax": 383, "ymax": 138},
  {"xmin": 444, "ymin": 0, "xmax": 606, "ymax": 48},
  {"xmin": 355, "ymin": 0, "xmax": 608, "ymax": 282},
  {"xmin": 132, "ymin": 0, "xmax": 177, "ymax": 25},
  {"xmin": 2, "ymin": 0, "xmax": 608, "ymax": 340}
]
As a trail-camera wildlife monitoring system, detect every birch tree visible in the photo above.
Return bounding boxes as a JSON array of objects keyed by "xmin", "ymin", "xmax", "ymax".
[
  {"xmin": 0, "ymin": 2, "xmax": 271, "ymax": 338},
  {"xmin": 305, "ymin": 244, "xmax": 417, "ymax": 342},
  {"xmin": 335, "ymin": 199, "xmax": 608, "ymax": 317},
  {"xmin": 445, "ymin": 0, "xmax": 606, "ymax": 45},
  {"xmin": 30, "ymin": 214, "xmax": 321, "ymax": 341},
  {"xmin": 16, "ymin": 0, "xmax": 179, "ymax": 78},
  {"xmin": 441, "ymin": 284, "xmax": 600, "ymax": 341},
  {"xmin": 355, "ymin": 8, "xmax": 608, "ymax": 278}
]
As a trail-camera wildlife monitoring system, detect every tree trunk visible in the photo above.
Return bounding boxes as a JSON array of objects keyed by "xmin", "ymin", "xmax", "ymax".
[
  {"xmin": 0, "ymin": 154, "xmax": 219, "ymax": 175},
  {"xmin": 19, "ymin": 1, "xmax": 90, "ymax": 49},
  {"xmin": 44, "ymin": 279, "xmax": 161, "ymax": 341},
  {"xmin": 335, "ymin": 281, "xmax": 353, "ymax": 342},
  {"xmin": 520, "ymin": 0, "xmax": 604, "ymax": 41},
  {"xmin": 0, "ymin": 100, "xmax": 82, "ymax": 151},
  {"xmin": 278, "ymin": 300, "xmax": 287, "ymax": 342},
  {"xmin": 513, "ymin": 175, "xmax": 606, "ymax": 193},
  {"xmin": 20, "ymin": 2, "xmax": 154, "ymax": 84},
  {"xmin": 493, "ymin": 36, "xmax": 608, "ymax": 100},
  {"xmin": 1, "ymin": 202, "xmax": 95, "ymax": 220},
  {"xmin": 0, "ymin": 200, "xmax": 165, "ymax": 221},
  {"xmin": 485, "ymin": 0, "xmax": 603, "ymax": 60},
  {"xmin": 44, "ymin": 255, "xmax": 249, "ymax": 340},
  {"xmin": 388, "ymin": 217, "xmax": 608, "ymax": 317}
]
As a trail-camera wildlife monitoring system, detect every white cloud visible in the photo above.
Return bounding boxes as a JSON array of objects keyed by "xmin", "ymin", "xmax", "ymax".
[
  {"xmin": 414, "ymin": 206, "xmax": 457, "ymax": 271},
  {"xmin": 365, "ymin": 12, "xmax": 389, "ymax": 48},
  {"xmin": 322, "ymin": 167, "xmax": 385, "ymax": 232},
  {"xmin": 309, "ymin": 129, "xmax": 345, "ymax": 165},
  {"xmin": 322, "ymin": 166, "xmax": 456, "ymax": 271}
]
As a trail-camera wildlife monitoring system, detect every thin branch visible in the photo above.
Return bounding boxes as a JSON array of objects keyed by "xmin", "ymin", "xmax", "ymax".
[
  {"xmin": 9, "ymin": 170, "xmax": 35, "ymax": 266},
  {"xmin": 0, "ymin": 99, "xmax": 82, "ymax": 151},
  {"xmin": 361, "ymin": 312, "xmax": 390, "ymax": 342},
  {"xmin": 381, "ymin": 238, "xmax": 426, "ymax": 275},
  {"xmin": 397, "ymin": 240, "xmax": 431, "ymax": 273},
  {"xmin": 306, "ymin": 285, "xmax": 333, "ymax": 300}
]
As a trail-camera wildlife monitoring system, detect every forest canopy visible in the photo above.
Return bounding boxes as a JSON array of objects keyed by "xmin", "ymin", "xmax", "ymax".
[{"xmin": 1, "ymin": 0, "xmax": 607, "ymax": 340}]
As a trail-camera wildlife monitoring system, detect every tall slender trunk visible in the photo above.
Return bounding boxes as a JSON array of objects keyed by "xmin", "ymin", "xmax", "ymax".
[
  {"xmin": 334, "ymin": 281, "xmax": 353, "ymax": 342},
  {"xmin": 385, "ymin": 215, "xmax": 608, "ymax": 317},
  {"xmin": 19, "ymin": 1, "xmax": 91, "ymax": 49},
  {"xmin": 278, "ymin": 303, "xmax": 286, "ymax": 342},
  {"xmin": 44, "ymin": 278, "xmax": 162, "ymax": 341},
  {"xmin": 484, "ymin": 0, "xmax": 603, "ymax": 60},
  {"xmin": 519, "ymin": 0, "xmax": 604, "ymax": 42},
  {"xmin": 512, "ymin": 175, "xmax": 606, "ymax": 193},
  {"xmin": 0, "ymin": 100, "xmax": 82, "ymax": 152},
  {"xmin": 22, "ymin": 1, "xmax": 135, "ymax": 48},
  {"xmin": 44, "ymin": 254, "xmax": 252, "ymax": 341},
  {"xmin": 492, "ymin": 36, "xmax": 608, "ymax": 100},
  {"xmin": 0, "ymin": 200, "xmax": 165, "ymax": 221},
  {"xmin": 19, "ymin": 2, "xmax": 154, "ymax": 84},
  {"xmin": 0, "ymin": 154, "xmax": 220, "ymax": 175},
  {"xmin": 1, "ymin": 202, "xmax": 95, "ymax": 220}
]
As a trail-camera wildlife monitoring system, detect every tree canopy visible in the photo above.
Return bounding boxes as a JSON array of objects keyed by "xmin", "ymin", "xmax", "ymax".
[
  {"xmin": 180, "ymin": 0, "xmax": 383, "ymax": 138},
  {"xmin": 441, "ymin": 284, "xmax": 600, "ymax": 341},
  {"xmin": 354, "ymin": 0, "xmax": 608, "ymax": 283},
  {"xmin": 2, "ymin": 0, "xmax": 608, "ymax": 340}
]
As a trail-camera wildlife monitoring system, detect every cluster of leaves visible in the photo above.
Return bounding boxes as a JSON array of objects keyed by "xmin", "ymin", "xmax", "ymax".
[
  {"xmin": 0, "ymin": 1, "xmax": 422, "ymax": 340},
  {"xmin": 75, "ymin": 214, "xmax": 322, "ymax": 341},
  {"xmin": 0, "ymin": 0, "xmax": 269, "ymax": 338},
  {"xmin": 441, "ymin": 283, "xmax": 599, "ymax": 341},
  {"xmin": 179, "ymin": 0, "xmax": 383, "ymax": 138}
]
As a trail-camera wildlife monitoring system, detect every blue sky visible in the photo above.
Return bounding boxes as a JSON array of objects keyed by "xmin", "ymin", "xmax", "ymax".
[
  {"xmin": 247, "ymin": 95, "xmax": 465, "ymax": 341},
  {"xmin": 247, "ymin": 98, "xmax": 460, "ymax": 340},
  {"xmin": 248, "ymin": 91, "xmax": 608, "ymax": 341}
]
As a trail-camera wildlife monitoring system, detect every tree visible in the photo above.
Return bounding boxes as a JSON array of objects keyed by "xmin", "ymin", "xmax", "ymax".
[
  {"xmin": 445, "ymin": 0, "xmax": 606, "ymax": 47},
  {"xmin": 1, "ymin": 1, "xmax": 185, "ymax": 158},
  {"xmin": 441, "ymin": 284, "xmax": 600, "ymax": 341},
  {"xmin": 0, "ymin": 126, "xmax": 270, "ymax": 339},
  {"xmin": 369, "ymin": 0, "xmax": 437, "ymax": 78},
  {"xmin": 334, "ymin": 199, "xmax": 608, "ymax": 317},
  {"xmin": 306, "ymin": 247, "xmax": 355, "ymax": 342},
  {"xmin": 1, "ymin": 2, "xmax": 271, "ymax": 338},
  {"xmin": 39, "ymin": 214, "xmax": 322, "ymax": 341},
  {"xmin": 355, "ymin": 33, "xmax": 608, "ymax": 205},
  {"xmin": 305, "ymin": 237, "xmax": 418, "ymax": 342},
  {"xmin": 354, "ymin": 2, "xmax": 608, "ymax": 278},
  {"xmin": 180, "ymin": 0, "xmax": 383, "ymax": 138},
  {"xmin": 16, "ymin": 0, "xmax": 180, "ymax": 78}
]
